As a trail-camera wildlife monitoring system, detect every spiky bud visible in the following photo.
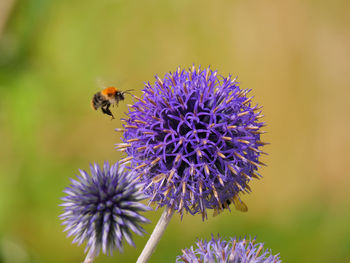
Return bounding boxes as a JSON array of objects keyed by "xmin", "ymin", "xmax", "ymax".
[{"xmin": 60, "ymin": 162, "xmax": 151, "ymax": 255}]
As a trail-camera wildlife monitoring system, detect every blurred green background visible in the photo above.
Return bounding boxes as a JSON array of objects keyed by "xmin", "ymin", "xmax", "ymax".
[{"xmin": 1, "ymin": 0, "xmax": 349, "ymax": 262}]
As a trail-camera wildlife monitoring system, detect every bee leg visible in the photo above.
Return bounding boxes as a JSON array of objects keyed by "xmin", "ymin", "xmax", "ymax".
[
  {"xmin": 101, "ymin": 107, "xmax": 108, "ymax": 115},
  {"xmin": 101, "ymin": 106, "xmax": 114, "ymax": 119},
  {"xmin": 106, "ymin": 104, "xmax": 115, "ymax": 119}
]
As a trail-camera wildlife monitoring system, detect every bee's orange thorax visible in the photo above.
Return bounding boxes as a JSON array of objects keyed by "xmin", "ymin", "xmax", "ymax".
[{"xmin": 102, "ymin": 87, "xmax": 118, "ymax": 96}]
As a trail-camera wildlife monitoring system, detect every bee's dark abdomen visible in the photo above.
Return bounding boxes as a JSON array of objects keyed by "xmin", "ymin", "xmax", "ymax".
[{"xmin": 92, "ymin": 92, "xmax": 104, "ymax": 110}]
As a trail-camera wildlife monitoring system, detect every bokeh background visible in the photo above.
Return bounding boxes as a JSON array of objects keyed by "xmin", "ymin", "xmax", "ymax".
[{"xmin": 1, "ymin": 0, "xmax": 349, "ymax": 262}]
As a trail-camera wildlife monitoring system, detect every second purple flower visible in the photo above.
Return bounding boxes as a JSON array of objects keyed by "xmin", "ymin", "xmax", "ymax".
[{"xmin": 118, "ymin": 66, "xmax": 267, "ymax": 219}]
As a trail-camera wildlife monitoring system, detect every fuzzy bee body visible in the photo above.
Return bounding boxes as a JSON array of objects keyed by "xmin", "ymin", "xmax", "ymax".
[
  {"xmin": 213, "ymin": 195, "xmax": 248, "ymax": 216},
  {"xmin": 91, "ymin": 87, "xmax": 128, "ymax": 119}
]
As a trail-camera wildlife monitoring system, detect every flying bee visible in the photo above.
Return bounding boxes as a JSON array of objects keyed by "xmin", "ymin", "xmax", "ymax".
[
  {"xmin": 213, "ymin": 195, "xmax": 248, "ymax": 216},
  {"xmin": 91, "ymin": 87, "xmax": 133, "ymax": 119}
]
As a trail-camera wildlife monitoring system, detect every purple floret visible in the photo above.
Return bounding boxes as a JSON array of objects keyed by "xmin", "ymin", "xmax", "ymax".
[
  {"xmin": 120, "ymin": 66, "xmax": 267, "ymax": 219},
  {"xmin": 177, "ymin": 235, "xmax": 281, "ymax": 263},
  {"xmin": 59, "ymin": 162, "xmax": 151, "ymax": 255}
]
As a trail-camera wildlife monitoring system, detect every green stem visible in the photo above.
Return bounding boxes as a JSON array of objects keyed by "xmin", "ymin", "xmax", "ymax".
[{"xmin": 136, "ymin": 208, "xmax": 174, "ymax": 263}]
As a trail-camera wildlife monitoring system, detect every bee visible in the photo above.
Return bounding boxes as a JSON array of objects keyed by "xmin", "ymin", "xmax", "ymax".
[
  {"xmin": 91, "ymin": 87, "xmax": 132, "ymax": 119},
  {"xmin": 213, "ymin": 195, "xmax": 248, "ymax": 216}
]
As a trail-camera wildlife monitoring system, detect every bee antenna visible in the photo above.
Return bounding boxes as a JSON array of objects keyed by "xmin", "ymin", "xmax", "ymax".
[{"xmin": 122, "ymin": 89, "xmax": 134, "ymax": 95}]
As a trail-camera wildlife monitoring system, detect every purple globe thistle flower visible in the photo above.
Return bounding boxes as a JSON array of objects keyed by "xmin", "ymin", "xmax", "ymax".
[
  {"xmin": 177, "ymin": 235, "xmax": 281, "ymax": 263},
  {"xmin": 60, "ymin": 162, "xmax": 151, "ymax": 256},
  {"xmin": 118, "ymin": 66, "xmax": 267, "ymax": 219}
]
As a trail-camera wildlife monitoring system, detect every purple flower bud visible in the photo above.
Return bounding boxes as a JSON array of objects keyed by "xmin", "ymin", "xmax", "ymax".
[
  {"xmin": 177, "ymin": 235, "xmax": 281, "ymax": 263},
  {"xmin": 59, "ymin": 162, "xmax": 151, "ymax": 255},
  {"xmin": 120, "ymin": 66, "xmax": 267, "ymax": 219}
]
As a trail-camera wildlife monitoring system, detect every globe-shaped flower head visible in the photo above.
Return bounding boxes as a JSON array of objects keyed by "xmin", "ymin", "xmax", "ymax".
[
  {"xmin": 177, "ymin": 235, "xmax": 281, "ymax": 263},
  {"xmin": 119, "ymin": 66, "xmax": 267, "ymax": 219},
  {"xmin": 60, "ymin": 162, "xmax": 151, "ymax": 255}
]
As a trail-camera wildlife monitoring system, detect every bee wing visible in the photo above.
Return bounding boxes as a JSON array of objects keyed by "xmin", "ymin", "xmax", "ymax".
[
  {"xmin": 96, "ymin": 77, "xmax": 107, "ymax": 90},
  {"xmin": 232, "ymin": 195, "xmax": 248, "ymax": 212},
  {"xmin": 96, "ymin": 77, "xmax": 126, "ymax": 90}
]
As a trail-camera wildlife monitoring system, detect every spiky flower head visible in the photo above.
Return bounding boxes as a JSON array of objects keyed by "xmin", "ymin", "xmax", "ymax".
[
  {"xmin": 60, "ymin": 162, "xmax": 151, "ymax": 255},
  {"xmin": 119, "ymin": 65, "xmax": 267, "ymax": 219},
  {"xmin": 177, "ymin": 235, "xmax": 281, "ymax": 263}
]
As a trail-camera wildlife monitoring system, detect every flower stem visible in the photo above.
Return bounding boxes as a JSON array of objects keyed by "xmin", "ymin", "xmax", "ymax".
[
  {"xmin": 84, "ymin": 245, "xmax": 98, "ymax": 263},
  {"xmin": 136, "ymin": 208, "xmax": 174, "ymax": 263}
]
